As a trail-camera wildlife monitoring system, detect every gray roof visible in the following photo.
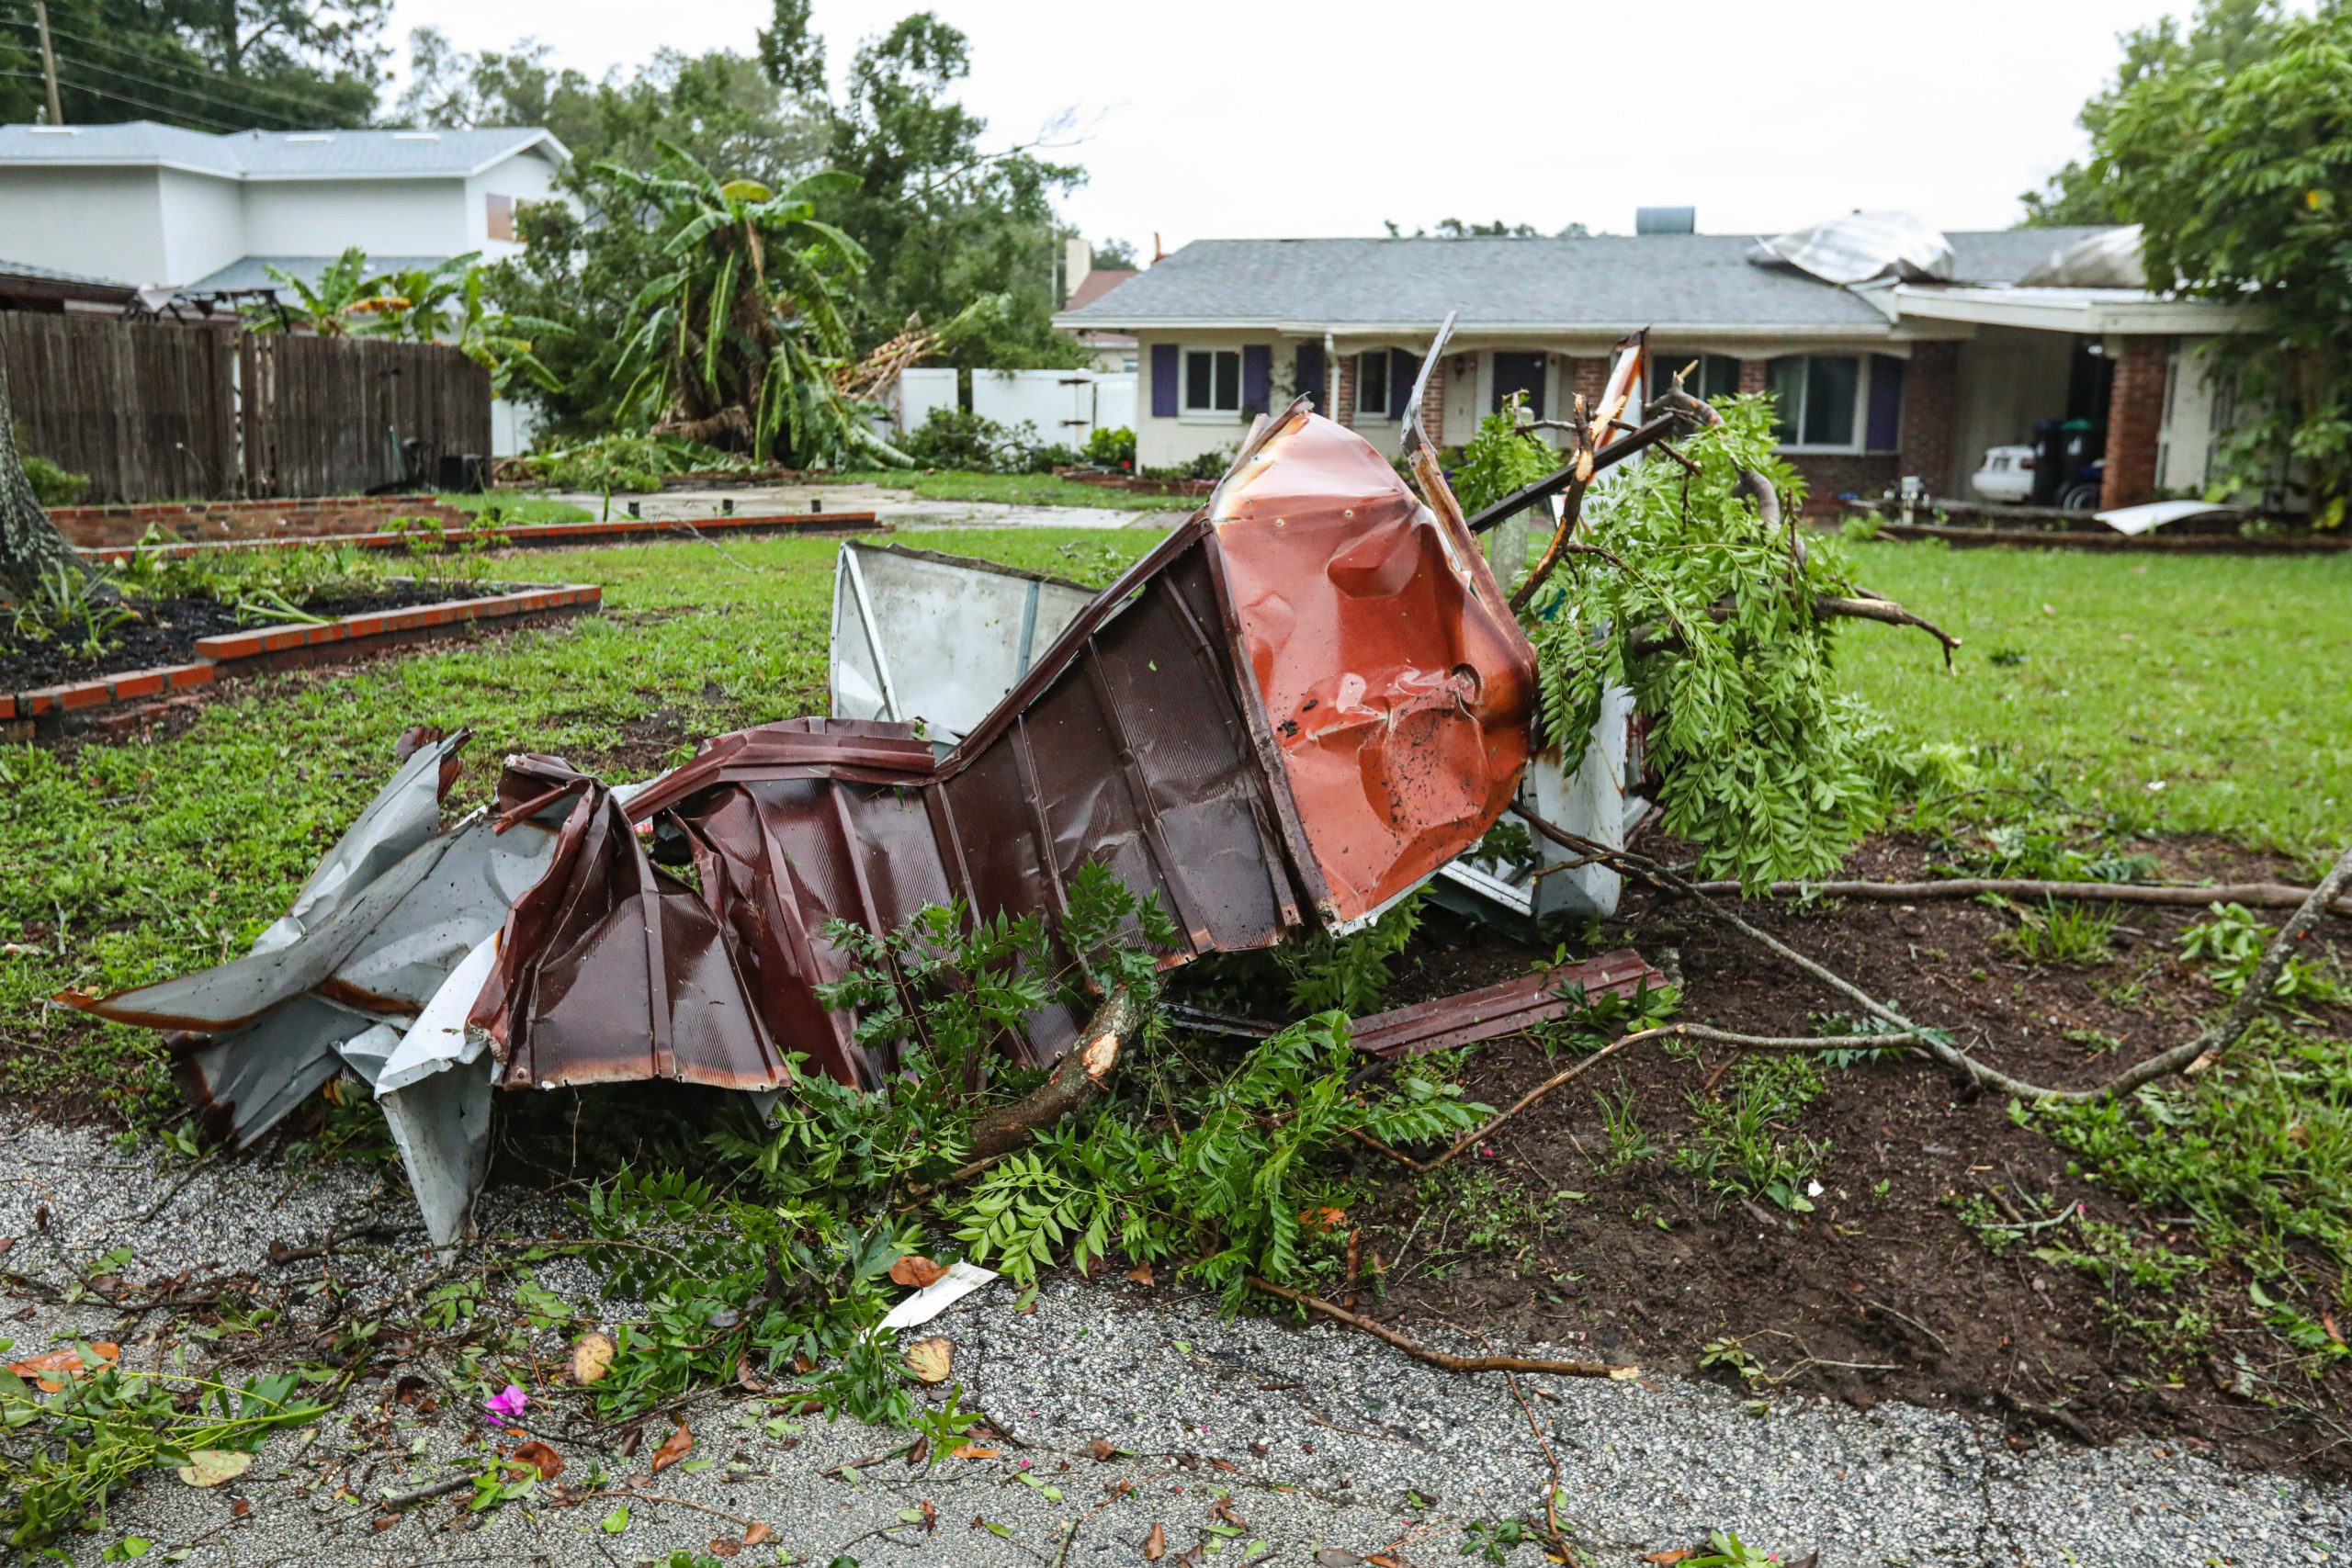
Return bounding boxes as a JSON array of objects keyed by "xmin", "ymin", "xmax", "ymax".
[
  {"xmin": 189, "ymin": 254, "xmax": 453, "ymax": 294},
  {"xmin": 1057, "ymin": 228, "xmax": 2122, "ymax": 331},
  {"xmin": 0, "ymin": 122, "xmax": 566, "ymax": 179},
  {"xmin": 0, "ymin": 255, "xmax": 129, "ymax": 287}
]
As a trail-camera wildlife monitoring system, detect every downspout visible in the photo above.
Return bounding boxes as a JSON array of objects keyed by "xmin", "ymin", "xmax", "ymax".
[{"xmin": 1324, "ymin": 331, "xmax": 1338, "ymax": 420}]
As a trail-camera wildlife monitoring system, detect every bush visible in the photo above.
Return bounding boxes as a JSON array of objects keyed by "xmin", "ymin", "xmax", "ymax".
[
  {"xmin": 1082, "ymin": 426, "xmax": 1136, "ymax": 468},
  {"xmin": 899, "ymin": 409, "xmax": 1074, "ymax": 474},
  {"xmin": 17, "ymin": 435, "xmax": 87, "ymax": 507}
]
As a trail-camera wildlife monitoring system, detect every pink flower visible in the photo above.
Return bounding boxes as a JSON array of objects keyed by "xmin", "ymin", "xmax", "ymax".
[{"xmin": 483, "ymin": 1384, "xmax": 528, "ymax": 1426}]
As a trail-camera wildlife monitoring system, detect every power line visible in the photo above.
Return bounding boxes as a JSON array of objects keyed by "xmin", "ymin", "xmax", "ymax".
[
  {"xmin": 0, "ymin": 66, "xmax": 250, "ymax": 131},
  {"xmin": 0, "ymin": 17, "xmax": 344, "ymax": 127},
  {"xmin": 27, "ymin": 46, "xmax": 312, "ymax": 130},
  {"xmin": 0, "ymin": 9, "xmax": 368, "ymax": 124}
]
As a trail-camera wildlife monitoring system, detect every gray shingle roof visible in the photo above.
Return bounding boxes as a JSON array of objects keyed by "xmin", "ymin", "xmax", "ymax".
[
  {"xmin": 0, "ymin": 122, "xmax": 566, "ymax": 178},
  {"xmin": 1056, "ymin": 228, "xmax": 2122, "ymax": 331},
  {"xmin": 189, "ymin": 254, "xmax": 453, "ymax": 294},
  {"xmin": 0, "ymin": 255, "xmax": 130, "ymax": 287}
]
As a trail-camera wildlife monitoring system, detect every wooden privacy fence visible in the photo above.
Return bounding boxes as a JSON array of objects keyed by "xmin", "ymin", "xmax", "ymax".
[{"xmin": 0, "ymin": 315, "xmax": 492, "ymax": 503}]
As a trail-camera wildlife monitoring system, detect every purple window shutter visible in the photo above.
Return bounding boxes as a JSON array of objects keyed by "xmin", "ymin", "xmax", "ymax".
[
  {"xmin": 1151, "ymin": 344, "xmax": 1179, "ymax": 418},
  {"xmin": 1866, "ymin": 355, "xmax": 1905, "ymax": 451},
  {"xmin": 1295, "ymin": 343, "xmax": 1327, "ymax": 413},
  {"xmin": 1241, "ymin": 345, "xmax": 1272, "ymax": 414},
  {"xmin": 1389, "ymin": 350, "xmax": 1421, "ymax": 420}
]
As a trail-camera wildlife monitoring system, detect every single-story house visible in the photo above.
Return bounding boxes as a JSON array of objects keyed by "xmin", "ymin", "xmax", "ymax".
[
  {"xmin": 1052, "ymin": 213, "xmax": 2250, "ymax": 511},
  {"xmin": 0, "ymin": 121, "xmax": 567, "ymax": 297},
  {"xmin": 0, "ymin": 257, "xmax": 135, "ymax": 312}
]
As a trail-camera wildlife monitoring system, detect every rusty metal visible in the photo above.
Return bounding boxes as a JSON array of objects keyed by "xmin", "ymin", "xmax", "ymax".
[{"xmin": 1346, "ymin": 949, "xmax": 1665, "ymax": 1059}]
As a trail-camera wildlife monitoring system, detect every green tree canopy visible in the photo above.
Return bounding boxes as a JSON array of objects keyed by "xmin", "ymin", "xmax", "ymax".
[
  {"xmin": 2092, "ymin": 2, "xmax": 2352, "ymax": 518},
  {"xmin": 0, "ymin": 0, "xmax": 382, "ymax": 130}
]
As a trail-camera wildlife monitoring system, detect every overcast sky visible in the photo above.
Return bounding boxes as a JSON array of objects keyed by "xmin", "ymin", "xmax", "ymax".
[{"xmin": 383, "ymin": 0, "xmax": 2201, "ymax": 249}]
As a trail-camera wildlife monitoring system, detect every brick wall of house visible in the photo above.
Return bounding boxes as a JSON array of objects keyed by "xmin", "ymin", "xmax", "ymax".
[
  {"xmin": 1737, "ymin": 359, "xmax": 1770, "ymax": 396},
  {"xmin": 2102, "ymin": 336, "xmax": 2171, "ymax": 509},
  {"xmin": 48, "ymin": 495, "xmax": 472, "ymax": 549},
  {"xmin": 1785, "ymin": 454, "xmax": 1901, "ymax": 512},
  {"xmin": 1899, "ymin": 343, "xmax": 1960, "ymax": 494},
  {"xmin": 1334, "ymin": 355, "xmax": 1357, "ymax": 430},
  {"xmin": 1569, "ymin": 357, "xmax": 1608, "ymax": 413},
  {"xmin": 1416, "ymin": 353, "xmax": 1447, "ymax": 446}
]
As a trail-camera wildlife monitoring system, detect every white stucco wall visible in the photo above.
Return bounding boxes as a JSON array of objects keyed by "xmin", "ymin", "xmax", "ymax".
[
  {"xmin": 1131, "ymin": 329, "xmax": 1287, "ymax": 469},
  {"xmin": 153, "ymin": 167, "xmax": 246, "ymax": 285},
  {"xmin": 0, "ymin": 165, "xmax": 174, "ymax": 285},
  {"xmin": 243, "ymin": 177, "xmax": 469, "ymax": 262}
]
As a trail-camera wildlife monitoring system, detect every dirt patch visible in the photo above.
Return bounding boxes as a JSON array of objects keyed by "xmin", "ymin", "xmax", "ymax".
[
  {"xmin": 0, "ymin": 582, "xmax": 478, "ymax": 691},
  {"xmin": 1325, "ymin": 834, "xmax": 2352, "ymax": 1483}
]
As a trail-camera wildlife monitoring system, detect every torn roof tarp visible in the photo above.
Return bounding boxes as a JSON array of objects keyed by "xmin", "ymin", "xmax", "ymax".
[{"xmin": 61, "ymin": 401, "xmax": 1549, "ymax": 1247}]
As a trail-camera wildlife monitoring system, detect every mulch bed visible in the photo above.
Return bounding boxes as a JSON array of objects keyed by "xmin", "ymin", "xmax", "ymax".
[
  {"xmin": 0, "ymin": 583, "xmax": 474, "ymax": 692},
  {"xmin": 1335, "ymin": 833, "xmax": 2352, "ymax": 1483}
]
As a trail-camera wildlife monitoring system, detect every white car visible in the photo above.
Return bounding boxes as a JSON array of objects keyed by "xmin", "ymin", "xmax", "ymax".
[{"xmin": 1971, "ymin": 444, "xmax": 2035, "ymax": 503}]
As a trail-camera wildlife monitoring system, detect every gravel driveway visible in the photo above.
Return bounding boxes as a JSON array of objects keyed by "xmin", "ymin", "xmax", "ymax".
[{"xmin": 2, "ymin": 1111, "xmax": 2345, "ymax": 1567}]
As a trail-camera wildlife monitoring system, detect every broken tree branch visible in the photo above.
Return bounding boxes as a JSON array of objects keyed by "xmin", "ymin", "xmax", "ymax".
[
  {"xmin": 1679, "ymin": 875, "xmax": 2352, "ymax": 918},
  {"xmin": 1622, "ymin": 592, "xmax": 1962, "ymax": 665},
  {"xmin": 1522, "ymin": 814, "xmax": 2352, "ymax": 1105},
  {"xmin": 1245, "ymin": 1277, "xmax": 1635, "ymax": 1380},
  {"xmin": 963, "ymin": 987, "xmax": 1141, "ymax": 1162}
]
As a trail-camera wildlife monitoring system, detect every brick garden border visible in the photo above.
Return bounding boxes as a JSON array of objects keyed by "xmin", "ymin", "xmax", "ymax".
[
  {"xmin": 78, "ymin": 509, "xmax": 881, "ymax": 563},
  {"xmin": 3, "ymin": 581, "xmax": 602, "ymax": 739}
]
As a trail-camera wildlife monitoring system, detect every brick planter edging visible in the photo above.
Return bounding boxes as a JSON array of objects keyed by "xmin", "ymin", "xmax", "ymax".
[
  {"xmin": 79, "ymin": 510, "xmax": 882, "ymax": 563},
  {"xmin": 3, "ymin": 581, "xmax": 602, "ymax": 729}
]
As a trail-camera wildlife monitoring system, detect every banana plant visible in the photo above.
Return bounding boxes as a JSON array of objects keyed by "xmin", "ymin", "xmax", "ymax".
[{"xmin": 604, "ymin": 140, "xmax": 905, "ymax": 468}]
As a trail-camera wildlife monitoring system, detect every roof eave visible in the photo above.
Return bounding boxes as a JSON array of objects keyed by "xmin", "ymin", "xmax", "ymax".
[
  {"xmin": 1892, "ymin": 285, "xmax": 2246, "ymax": 335},
  {"xmin": 1054, "ymin": 316, "xmax": 1900, "ymax": 338}
]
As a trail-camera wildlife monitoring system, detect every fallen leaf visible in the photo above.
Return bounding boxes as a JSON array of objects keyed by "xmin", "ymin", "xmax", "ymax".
[
  {"xmin": 744, "ymin": 1522, "xmax": 774, "ymax": 1545},
  {"xmin": 230, "ymin": 1499, "xmax": 250, "ymax": 1518},
  {"xmin": 510, "ymin": 1441, "xmax": 565, "ymax": 1481},
  {"xmin": 1207, "ymin": 1457, "xmax": 1238, "ymax": 1472},
  {"xmin": 735, "ymin": 1353, "xmax": 769, "ymax": 1393},
  {"xmin": 950, "ymin": 1443, "xmax": 1000, "ymax": 1459},
  {"xmin": 571, "ymin": 1331, "xmax": 616, "ymax": 1385},
  {"xmin": 1144, "ymin": 1521, "xmax": 1167, "ymax": 1561},
  {"xmin": 650, "ymin": 1421, "xmax": 695, "ymax": 1474},
  {"xmin": 1126, "ymin": 1261, "xmax": 1155, "ymax": 1287},
  {"xmin": 1643, "ymin": 1552, "xmax": 1693, "ymax": 1566},
  {"xmin": 708, "ymin": 1539, "xmax": 741, "ymax": 1559},
  {"xmin": 1608, "ymin": 1364, "xmax": 1644, "ymax": 1382},
  {"xmin": 921, "ymin": 1499, "xmax": 939, "ymax": 1531},
  {"xmin": 601, "ymin": 1505, "xmax": 629, "ymax": 1534},
  {"xmin": 889, "ymin": 1255, "xmax": 948, "ymax": 1289},
  {"xmin": 176, "ymin": 1450, "xmax": 254, "ymax": 1489},
  {"xmin": 9, "ymin": 1340, "xmax": 119, "ymax": 1393},
  {"xmin": 616, "ymin": 1423, "xmax": 645, "ymax": 1459},
  {"xmin": 1090, "ymin": 1438, "xmax": 1116, "ymax": 1461},
  {"xmin": 1313, "ymin": 1552, "xmax": 1363, "ymax": 1567},
  {"xmin": 371, "ymin": 1515, "xmax": 400, "ymax": 1533},
  {"xmin": 904, "ymin": 1337, "xmax": 953, "ymax": 1384}
]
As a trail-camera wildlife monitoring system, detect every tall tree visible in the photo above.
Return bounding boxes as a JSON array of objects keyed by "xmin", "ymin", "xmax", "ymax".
[
  {"xmin": 2093, "ymin": 3, "xmax": 2352, "ymax": 520},
  {"xmin": 0, "ymin": 0, "xmax": 382, "ymax": 130},
  {"xmin": 2022, "ymin": 0, "xmax": 2292, "ymax": 226},
  {"xmin": 0, "ymin": 360, "xmax": 96, "ymax": 606}
]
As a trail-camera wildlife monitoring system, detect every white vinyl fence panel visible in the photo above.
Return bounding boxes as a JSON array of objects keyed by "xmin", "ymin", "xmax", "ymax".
[
  {"xmin": 898, "ymin": 367, "xmax": 960, "ymax": 437},
  {"xmin": 896, "ymin": 369, "xmax": 1139, "ymax": 448}
]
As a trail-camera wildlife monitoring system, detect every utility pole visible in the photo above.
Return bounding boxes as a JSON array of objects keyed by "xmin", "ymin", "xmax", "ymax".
[{"xmin": 32, "ymin": 0, "xmax": 62, "ymax": 125}]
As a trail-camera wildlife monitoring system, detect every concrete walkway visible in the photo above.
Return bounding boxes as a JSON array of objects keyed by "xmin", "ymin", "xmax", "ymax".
[{"xmin": 544, "ymin": 481, "xmax": 1175, "ymax": 532}]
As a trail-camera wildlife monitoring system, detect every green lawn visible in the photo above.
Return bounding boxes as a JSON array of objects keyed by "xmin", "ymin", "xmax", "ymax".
[
  {"xmin": 2, "ymin": 528, "xmax": 2346, "ymax": 1112},
  {"xmin": 435, "ymin": 491, "xmax": 595, "ymax": 525},
  {"xmin": 1839, "ymin": 540, "xmax": 2352, "ymax": 864},
  {"xmin": 827, "ymin": 468, "xmax": 1193, "ymax": 512}
]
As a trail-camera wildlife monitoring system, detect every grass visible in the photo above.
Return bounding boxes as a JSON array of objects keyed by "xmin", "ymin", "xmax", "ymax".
[
  {"xmin": 1838, "ymin": 540, "xmax": 2352, "ymax": 863},
  {"xmin": 435, "ymin": 491, "xmax": 595, "ymax": 526},
  {"xmin": 826, "ymin": 468, "xmax": 1193, "ymax": 513}
]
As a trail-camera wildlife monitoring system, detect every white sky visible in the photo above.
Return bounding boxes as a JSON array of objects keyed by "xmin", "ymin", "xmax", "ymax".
[{"xmin": 382, "ymin": 0, "xmax": 2199, "ymax": 248}]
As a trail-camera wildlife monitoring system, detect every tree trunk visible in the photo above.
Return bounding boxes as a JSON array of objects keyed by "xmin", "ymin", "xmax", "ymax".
[{"xmin": 0, "ymin": 355, "xmax": 94, "ymax": 605}]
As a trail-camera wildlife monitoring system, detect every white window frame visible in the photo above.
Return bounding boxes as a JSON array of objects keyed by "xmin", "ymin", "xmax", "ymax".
[
  {"xmin": 1182, "ymin": 347, "xmax": 1243, "ymax": 420},
  {"xmin": 1768, "ymin": 354, "xmax": 1884, "ymax": 455},
  {"xmin": 1355, "ymin": 350, "xmax": 1393, "ymax": 418}
]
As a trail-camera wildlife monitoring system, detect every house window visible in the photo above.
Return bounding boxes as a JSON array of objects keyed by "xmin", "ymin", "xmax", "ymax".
[
  {"xmin": 486, "ymin": 193, "xmax": 515, "ymax": 242},
  {"xmin": 1355, "ymin": 350, "xmax": 1391, "ymax": 417},
  {"xmin": 1656, "ymin": 352, "xmax": 1740, "ymax": 402},
  {"xmin": 1184, "ymin": 349, "xmax": 1241, "ymax": 413},
  {"xmin": 1767, "ymin": 355, "xmax": 1864, "ymax": 449}
]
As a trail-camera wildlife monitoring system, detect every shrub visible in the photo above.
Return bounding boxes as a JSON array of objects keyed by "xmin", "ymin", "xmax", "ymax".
[
  {"xmin": 16, "ymin": 434, "xmax": 87, "ymax": 507},
  {"xmin": 1082, "ymin": 426, "xmax": 1136, "ymax": 468}
]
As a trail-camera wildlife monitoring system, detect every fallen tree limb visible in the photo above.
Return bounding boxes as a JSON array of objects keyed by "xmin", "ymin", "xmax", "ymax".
[
  {"xmin": 963, "ymin": 987, "xmax": 1141, "ymax": 1163},
  {"xmin": 1521, "ymin": 811, "xmax": 2352, "ymax": 1104},
  {"xmin": 1246, "ymin": 1277, "xmax": 1636, "ymax": 1380},
  {"xmin": 1624, "ymin": 592, "xmax": 1961, "ymax": 666},
  {"xmin": 1679, "ymin": 875, "xmax": 2352, "ymax": 918}
]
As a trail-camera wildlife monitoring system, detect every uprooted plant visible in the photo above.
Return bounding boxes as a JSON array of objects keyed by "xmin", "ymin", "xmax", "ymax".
[{"xmin": 571, "ymin": 863, "xmax": 1493, "ymax": 1436}]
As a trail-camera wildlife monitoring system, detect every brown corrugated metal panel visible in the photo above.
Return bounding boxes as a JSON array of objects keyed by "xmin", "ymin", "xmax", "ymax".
[
  {"xmin": 1346, "ymin": 950, "xmax": 1667, "ymax": 1059},
  {"xmin": 468, "ymin": 405, "xmax": 1543, "ymax": 1095}
]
